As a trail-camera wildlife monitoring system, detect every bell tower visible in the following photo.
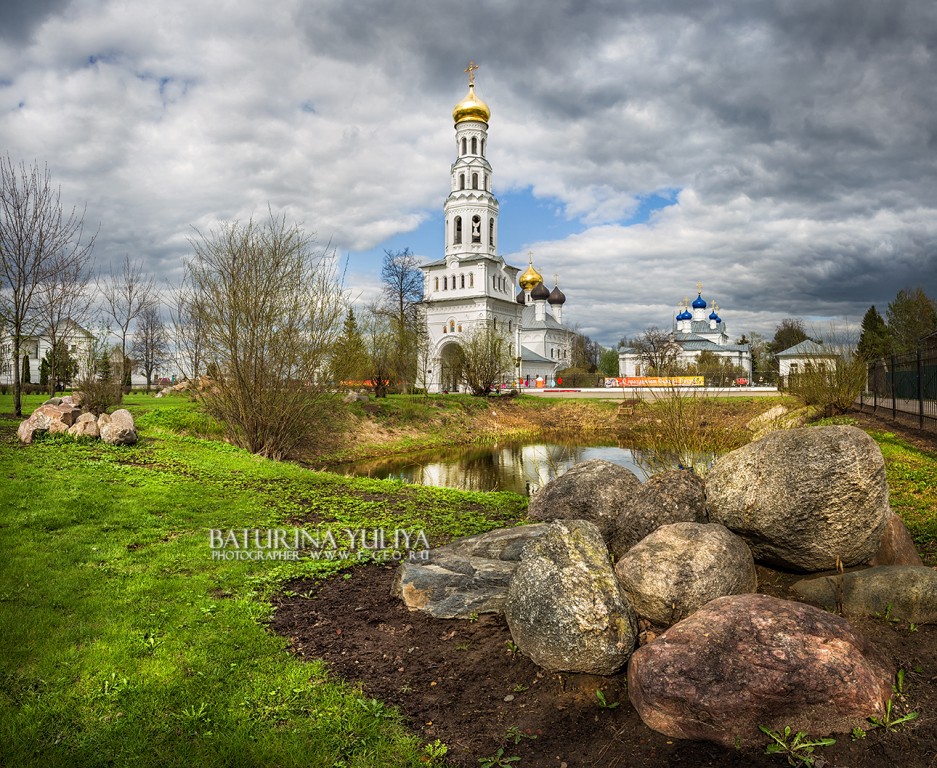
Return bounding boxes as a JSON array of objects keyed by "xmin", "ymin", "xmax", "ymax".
[{"xmin": 445, "ymin": 61, "xmax": 499, "ymax": 261}]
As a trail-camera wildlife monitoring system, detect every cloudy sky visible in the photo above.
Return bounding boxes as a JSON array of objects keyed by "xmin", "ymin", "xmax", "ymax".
[{"xmin": 2, "ymin": 0, "xmax": 935, "ymax": 347}]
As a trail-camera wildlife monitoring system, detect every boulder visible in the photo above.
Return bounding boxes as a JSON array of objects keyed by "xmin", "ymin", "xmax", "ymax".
[
  {"xmin": 607, "ymin": 469, "xmax": 708, "ymax": 559},
  {"xmin": 706, "ymin": 426, "xmax": 889, "ymax": 571},
  {"xmin": 43, "ymin": 397, "xmax": 63, "ymax": 406},
  {"xmin": 868, "ymin": 511, "xmax": 923, "ymax": 567},
  {"xmin": 68, "ymin": 414, "xmax": 100, "ymax": 439},
  {"xmin": 503, "ymin": 519, "xmax": 637, "ymax": 674},
  {"xmin": 628, "ymin": 593, "xmax": 893, "ymax": 747},
  {"xmin": 527, "ymin": 459, "xmax": 642, "ymax": 537},
  {"xmin": 614, "ymin": 523, "xmax": 756, "ymax": 626},
  {"xmin": 393, "ymin": 524, "xmax": 549, "ymax": 618},
  {"xmin": 792, "ymin": 565, "xmax": 937, "ymax": 624},
  {"xmin": 745, "ymin": 404, "xmax": 819, "ymax": 440},
  {"xmin": 17, "ymin": 403, "xmax": 83, "ymax": 444},
  {"xmin": 99, "ymin": 408, "xmax": 137, "ymax": 446}
]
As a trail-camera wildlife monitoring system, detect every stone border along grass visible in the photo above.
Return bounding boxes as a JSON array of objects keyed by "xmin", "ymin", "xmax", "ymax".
[
  {"xmin": 1, "ymin": 393, "xmax": 935, "ymax": 765},
  {"xmin": 0, "ymin": 393, "xmax": 526, "ymax": 767}
]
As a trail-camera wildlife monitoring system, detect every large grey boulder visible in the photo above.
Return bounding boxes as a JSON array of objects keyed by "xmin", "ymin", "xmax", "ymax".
[
  {"xmin": 393, "ymin": 524, "xmax": 549, "ymax": 619},
  {"xmin": 17, "ymin": 403, "xmax": 82, "ymax": 444},
  {"xmin": 706, "ymin": 426, "xmax": 889, "ymax": 571},
  {"xmin": 503, "ymin": 519, "xmax": 637, "ymax": 675},
  {"xmin": 793, "ymin": 566, "xmax": 937, "ymax": 624},
  {"xmin": 628, "ymin": 593, "xmax": 893, "ymax": 747},
  {"xmin": 607, "ymin": 469, "xmax": 708, "ymax": 559},
  {"xmin": 99, "ymin": 408, "xmax": 137, "ymax": 446},
  {"xmin": 527, "ymin": 459, "xmax": 641, "ymax": 537},
  {"xmin": 614, "ymin": 523, "xmax": 756, "ymax": 626}
]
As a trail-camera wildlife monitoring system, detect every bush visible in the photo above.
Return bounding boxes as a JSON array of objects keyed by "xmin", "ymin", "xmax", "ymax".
[{"xmin": 76, "ymin": 376, "xmax": 122, "ymax": 415}]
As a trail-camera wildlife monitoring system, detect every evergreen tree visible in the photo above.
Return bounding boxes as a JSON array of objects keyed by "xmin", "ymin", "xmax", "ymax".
[
  {"xmin": 857, "ymin": 305, "xmax": 890, "ymax": 360},
  {"xmin": 767, "ymin": 319, "xmax": 809, "ymax": 370},
  {"xmin": 885, "ymin": 287, "xmax": 937, "ymax": 355},
  {"xmin": 332, "ymin": 308, "xmax": 366, "ymax": 387}
]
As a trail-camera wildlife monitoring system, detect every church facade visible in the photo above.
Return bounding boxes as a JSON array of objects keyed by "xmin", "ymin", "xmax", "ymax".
[
  {"xmin": 618, "ymin": 288, "xmax": 752, "ymax": 379},
  {"xmin": 418, "ymin": 65, "xmax": 572, "ymax": 393}
]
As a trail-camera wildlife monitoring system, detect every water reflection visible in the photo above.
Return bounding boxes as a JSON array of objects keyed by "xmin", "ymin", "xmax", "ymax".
[{"xmin": 326, "ymin": 442, "xmax": 652, "ymax": 495}]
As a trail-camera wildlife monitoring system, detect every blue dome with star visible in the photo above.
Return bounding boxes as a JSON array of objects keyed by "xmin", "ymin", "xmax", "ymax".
[
  {"xmin": 709, "ymin": 309, "xmax": 719, "ymax": 321},
  {"xmin": 677, "ymin": 308, "xmax": 692, "ymax": 321},
  {"xmin": 692, "ymin": 293, "xmax": 707, "ymax": 309}
]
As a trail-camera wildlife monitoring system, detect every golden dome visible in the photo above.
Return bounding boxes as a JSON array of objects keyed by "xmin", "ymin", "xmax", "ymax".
[
  {"xmin": 452, "ymin": 83, "xmax": 491, "ymax": 124},
  {"xmin": 518, "ymin": 258, "xmax": 543, "ymax": 291}
]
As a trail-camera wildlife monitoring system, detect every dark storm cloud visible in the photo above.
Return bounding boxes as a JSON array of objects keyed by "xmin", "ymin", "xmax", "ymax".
[{"xmin": 0, "ymin": 0, "xmax": 72, "ymax": 42}]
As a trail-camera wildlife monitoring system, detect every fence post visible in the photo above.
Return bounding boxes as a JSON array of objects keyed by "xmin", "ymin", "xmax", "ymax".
[
  {"xmin": 891, "ymin": 356, "xmax": 897, "ymax": 421},
  {"xmin": 918, "ymin": 348, "xmax": 925, "ymax": 430},
  {"xmin": 872, "ymin": 362, "xmax": 877, "ymax": 413}
]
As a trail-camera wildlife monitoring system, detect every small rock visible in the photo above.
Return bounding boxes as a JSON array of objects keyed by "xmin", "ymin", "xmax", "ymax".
[
  {"xmin": 99, "ymin": 408, "xmax": 137, "ymax": 445},
  {"xmin": 868, "ymin": 511, "xmax": 923, "ymax": 567},
  {"xmin": 792, "ymin": 565, "xmax": 937, "ymax": 624}
]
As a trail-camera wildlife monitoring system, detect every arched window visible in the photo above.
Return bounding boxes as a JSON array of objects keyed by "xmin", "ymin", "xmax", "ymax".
[
  {"xmin": 471, "ymin": 136, "xmax": 477, "ymax": 154},
  {"xmin": 551, "ymin": 349, "xmax": 554, "ymax": 359},
  {"xmin": 481, "ymin": 139, "xmax": 485, "ymax": 156},
  {"xmin": 459, "ymin": 173, "xmax": 465, "ymax": 190},
  {"xmin": 469, "ymin": 273, "xmax": 474, "ymax": 288},
  {"xmin": 489, "ymin": 218, "xmax": 495, "ymax": 247},
  {"xmin": 457, "ymin": 323, "xmax": 462, "ymax": 333},
  {"xmin": 460, "ymin": 274, "xmax": 465, "ymax": 289},
  {"xmin": 471, "ymin": 215, "xmax": 481, "ymax": 243},
  {"xmin": 434, "ymin": 277, "xmax": 439, "ymax": 291},
  {"xmin": 483, "ymin": 172, "xmax": 487, "ymax": 190},
  {"xmin": 454, "ymin": 216, "xmax": 462, "ymax": 244},
  {"xmin": 472, "ymin": 173, "xmax": 478, "ymax": 190},
  {"xmin": 450, "ymin": 320, "xmax": 455, "ymax": 333},
  {"xmin": 461, "ymin": 137, "xmax": 466, "ymax": 155},
  {"xmin": 508, "ymin": 320, "xmax": 512, "ymax": 332},
  {"xmin": 443, "ymin": 276, "xmax": 447, "ymax": 290}
]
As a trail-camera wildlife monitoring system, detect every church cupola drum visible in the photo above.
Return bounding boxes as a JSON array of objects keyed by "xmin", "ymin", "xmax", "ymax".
[{"xmin": 446, "ymin": 61, "xmax": 499, "ymax": 261}]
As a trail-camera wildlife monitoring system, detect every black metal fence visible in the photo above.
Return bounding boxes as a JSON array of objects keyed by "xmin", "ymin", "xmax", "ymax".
[{"xmin": 856, "ymin": 344, "xmax": 937, "ymax": 430}]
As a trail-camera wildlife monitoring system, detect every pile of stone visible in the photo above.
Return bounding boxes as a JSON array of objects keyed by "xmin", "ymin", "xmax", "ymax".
[
  {"xmin": 17, "ymin": 396, "xmax": 137, "ymax": 446},
  {"xmin": 394, "ymin": 425, "xmax": 928, "ymax": 749}
]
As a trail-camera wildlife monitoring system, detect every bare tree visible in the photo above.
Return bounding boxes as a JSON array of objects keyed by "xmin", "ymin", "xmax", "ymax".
[
  {"xmin": 460, "ymin": 321, "xmax": 512, "ymax": 396},
  {"xmin": 182, "ymin": 212, "xmax": 345, "ymax": 459},
  {"xmin": 360, "ymin": 305, "xmax": 396, "ymax": 398},
  {"xmin": 99, "ymin": 255, "xmax": 155, "ymax": 397},
  {"xmin": 169, "ymin": 275, "xmax": 206, "ymax": 382},
  {"xmin": 630, "ymin": 326, "xmax": 681, "ymax": 375},
  {"xmin": 35, "ymin": 242, "xmax": 95, "ymax": 396},
  {"xmin": 0, "ymin": 154, "xmax": 95, "ymax": 415},
  {"xmin": 379, "ymin": 248, "xmax": 424, "ymax": 391},
  {"xmin": 131, "ymin": 302, "xmax": 168, "ymax": 391}
]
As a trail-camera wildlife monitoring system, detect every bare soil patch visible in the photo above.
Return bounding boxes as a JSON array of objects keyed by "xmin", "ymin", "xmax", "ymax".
[{"xmin": 272, "ymin": 564, "xmax": 937, "ymax": 768}]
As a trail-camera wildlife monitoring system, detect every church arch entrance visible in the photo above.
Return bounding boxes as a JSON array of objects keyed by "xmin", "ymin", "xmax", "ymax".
[{"xmin": 439, "ymin": 342, "xmax": 464, "ymax": 393}]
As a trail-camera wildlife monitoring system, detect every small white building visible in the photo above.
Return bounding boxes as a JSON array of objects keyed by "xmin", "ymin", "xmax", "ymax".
[
  {"xmin": 419, "ymin": 65, "xmax": 573, "ymax": 392},
  {"xmin": 776, "ymin": 339, "xmax": 837, "ymax": 388},
  {"xmin": 0, "ymin": 319, "xmax": 95, "ymax": 386}
]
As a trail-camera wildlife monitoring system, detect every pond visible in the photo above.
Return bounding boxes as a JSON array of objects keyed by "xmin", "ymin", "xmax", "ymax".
[{"xmin": 325, "ymin": 441, "xmax": 658, "ymax": 495}]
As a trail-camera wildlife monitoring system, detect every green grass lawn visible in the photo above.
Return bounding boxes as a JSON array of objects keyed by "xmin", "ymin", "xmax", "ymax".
[
  {"xmin": 1, "ymin": 392, "xmax": 935, "ymax": 766},
  {"xmin": 0, "ymin": 393, "xmax": 526, "ymax": 767}
]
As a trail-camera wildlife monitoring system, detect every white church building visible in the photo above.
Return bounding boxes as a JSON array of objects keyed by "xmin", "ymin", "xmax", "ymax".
[
  {"xmin": 619, "ymin": 287, "xmax": 752, "ymax": 378},
  {"xmin": 419, "ymin": 64, "xmax": 573, "ymax": 393}
]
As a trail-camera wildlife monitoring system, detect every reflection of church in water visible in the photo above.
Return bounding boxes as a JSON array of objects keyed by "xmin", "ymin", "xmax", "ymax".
[{"xmin": 418, "ymin": 63, "xmax": 573, "ymax": 393}]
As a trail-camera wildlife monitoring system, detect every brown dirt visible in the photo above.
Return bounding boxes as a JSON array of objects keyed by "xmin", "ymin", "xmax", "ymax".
[
  {"xmin": 851, "ymin": 408, "xmax": 937, "ymax": 454},
  {"xmin": 271, "ymin": 564, "xmax": 937, "ymax": 768}
]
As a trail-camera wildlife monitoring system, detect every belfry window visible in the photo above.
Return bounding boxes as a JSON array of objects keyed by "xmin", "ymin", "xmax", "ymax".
[
  {"xmin": 472, "ymin": 173, "xmax": 478, "ymax": 190},
  {"xmin": 471, "ymin": 136, "xmax": 477, "ymax": 154},
  {"xmin": 460, "ymin": 274, "xmax": 465, "ymax": 289},
  {"xmin": 454, "ymin": 216, "xmax": 462, "ymax": 244},
  {"xmin": 459, "ymin": 173, "xmax": 465, "ymax": 190},
  {"xmin": 471, "ymin": 215, "xmax": 481, "ymax": 243},
  {"xmin": 481, "ymin": 139, "xmax": 485, "ymax": 156},
  {"xmin": 489, "ymin": 218, "xmax": 494, "ymax": 247},
  {"xmin": 461, "ymin": 137, "xmax": 466, "ymax": 155}
]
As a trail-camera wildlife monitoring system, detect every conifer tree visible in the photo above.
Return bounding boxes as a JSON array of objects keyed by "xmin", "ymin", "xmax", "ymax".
[{"xmin": 857, "ymin": 305, "xmax": 889, "ymax": 360}]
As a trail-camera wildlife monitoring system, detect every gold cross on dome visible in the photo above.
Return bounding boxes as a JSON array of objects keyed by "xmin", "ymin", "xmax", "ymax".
[
  {"xmin": 683, "ymin": 296, "xmax": 689, "ymax": 307},
  {"xmin": 465, "ymin": 60, "xmax": 479, "ymax": 86},
  {"xmin": 696, "ymin": 281, "xmax": 703, "ymax": 293},
  {"xmin": 553, "ymin": 273, "xmax": 559, "ymax": 286},
  {"xmin": 527, "ymin": 250, "xmax": 534, "ymax": 264}
]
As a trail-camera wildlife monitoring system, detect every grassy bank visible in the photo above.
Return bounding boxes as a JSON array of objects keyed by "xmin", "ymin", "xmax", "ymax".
[{"xmin": 0, "ymin": 394, "xmax": 526, "ymax": 767}]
